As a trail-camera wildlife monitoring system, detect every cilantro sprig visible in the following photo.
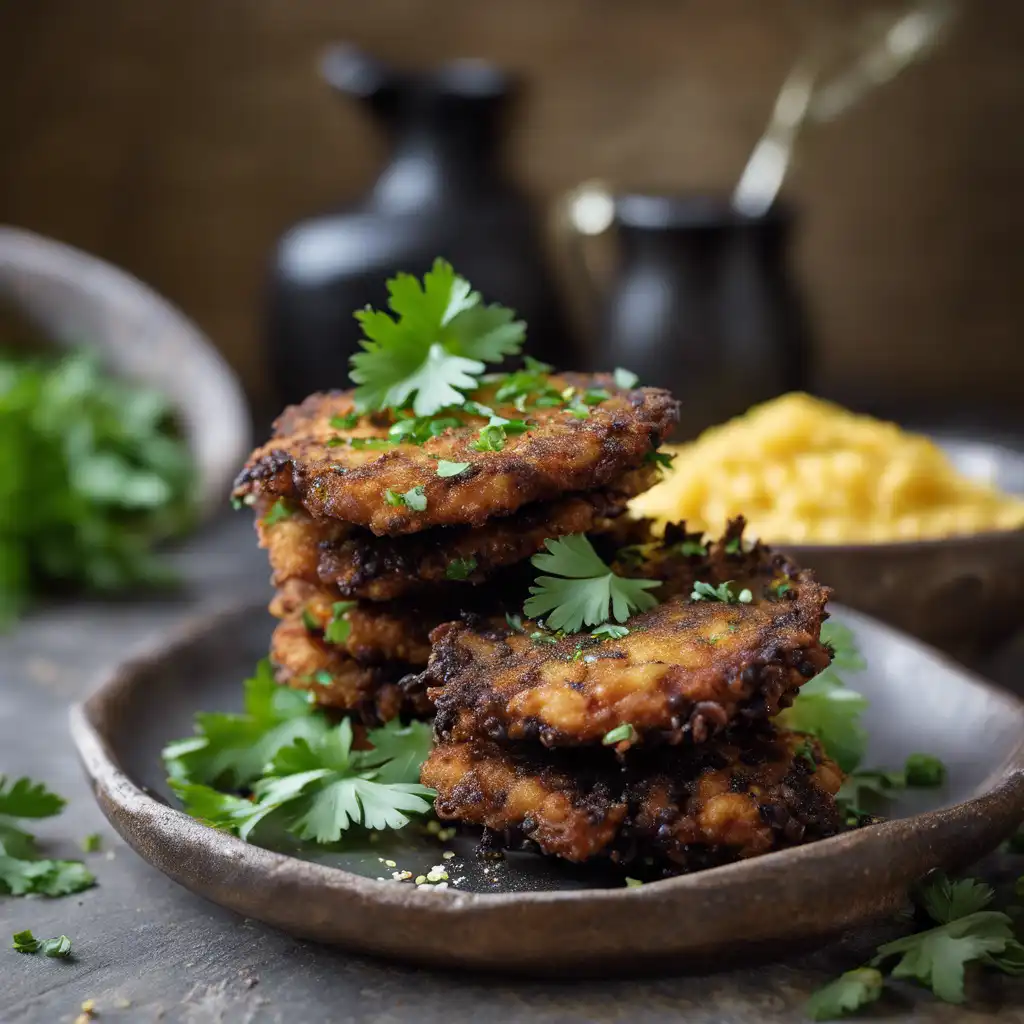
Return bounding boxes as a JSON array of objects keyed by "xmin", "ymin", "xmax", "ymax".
[
  {"xmin": 11, "ymin": 929, "xmax": 72, "ymax": 957},
  {"xmin": 524, "ymin": 534, "xmax": 661, "ymax": 633},
  {"xmin": 163, "ymin": 660, "xmax": 436, "ymax": 844},
  {"xmin": 0, "ymin": 777, "xmax": 95, "ymax": 898},
  {"xmin": 349, "ymin": 259, "xmax": 525, "ymax": 416},
  {"xmin": 806, "ymin": 873, "xmax": 1024, "ymax": 1018}
]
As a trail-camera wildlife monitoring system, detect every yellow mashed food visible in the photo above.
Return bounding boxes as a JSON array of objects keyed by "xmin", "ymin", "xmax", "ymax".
[{"xmin": 632, "ymin": 393, "xmax": 1024, "ymax": 544}]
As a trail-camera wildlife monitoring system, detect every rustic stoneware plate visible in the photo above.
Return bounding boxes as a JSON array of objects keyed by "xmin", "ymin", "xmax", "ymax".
[{"xmin": 71, "ymin": 601, "xmax": 1024, "ymax": 976}]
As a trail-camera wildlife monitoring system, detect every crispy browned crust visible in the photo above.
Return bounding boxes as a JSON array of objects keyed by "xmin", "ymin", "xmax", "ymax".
[
  {"xmin": 233, "ymin": 374, "xmax": 679, "ymax": 536},
  {"xmin": 269, "ymin": 616, "xmax": 432, "ymax": 723},
  {"xmin": 255, "ymin": 466, "xmax": 656, "ymax": 601},
  {"xmin": 425, "ymin": 522, "xmax": 833, "ymax": 748},
  {"xmin": 422, "ymin": 727, "xmax": 843, "ymax": 869}
]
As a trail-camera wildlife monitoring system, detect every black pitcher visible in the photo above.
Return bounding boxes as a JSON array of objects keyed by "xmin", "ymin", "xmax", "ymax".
[
  {"xmin": 569, "ymin": 192, "xmax": 811, "ymax": 439},
  {"xmin": 266, "ymin": 47, "xmax": 577, "ymax": 408}
]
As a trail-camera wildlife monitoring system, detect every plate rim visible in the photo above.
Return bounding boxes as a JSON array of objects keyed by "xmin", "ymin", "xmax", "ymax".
[{"xmin": 70, "ymin": 600, "xmax": 1024, "ymax": 971}]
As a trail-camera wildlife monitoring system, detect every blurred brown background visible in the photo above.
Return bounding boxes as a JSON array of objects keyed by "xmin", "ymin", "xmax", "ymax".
[{"xmin": 2, "ymin": 0, "xmax": 1022, "ymax": 412}]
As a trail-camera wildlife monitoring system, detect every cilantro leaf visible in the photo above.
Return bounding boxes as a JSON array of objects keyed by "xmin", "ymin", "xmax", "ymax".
[
  {"xmin": 602, "ymin": 724, "xmax": 637, "ymax": 746},
  {"xmin": 875, "ymin": 911, "xmax": 1016, "ymax": 1003},
  {"xmin": 470, "ymin": 416, "xmax": 527, "ymax": 452},
  {"xmin": 821, "ymin": 621, "xmax": 866, "ymax": 672},
  {"xmin": 918, "ymin": 873, "xmax": 994, "ymax": 925},
  {"xmin": 324, "ymin": 601, "xmax": 356, "ymax": 645},
  {"xmin": 690, "ymin": 580, "xmax": 752, "ymax": 604},
  {"xmin": 0, "ymin": 777, "xmax": 65, "ymax": 818},
  {"xmin": 591, "ymin": 623, "xmax": 629, "ymax": 640},
  {"xmin": 624, "ymin": 877, "xmax": 644, "ymax": 888},
  {"xmin": 261, "ymin": 499, "xmax": 292, "ymax": 526},
  {"xmin": 644, "ymin": 450, "xmax": 675, "ymax": 469},
  {"xmin": 12, "ymin": 929, "xmax": 39, "ymax": 953},
  {"xmin": 350, "ymin": 259, "xmax": 525, "ymax": 416},
  {"xmin": 780, "ymin": 674, "xmax": 869, "ymax": 774},
  {"xmin": 904, "ymin": 752, "xmax": 946, "ymax": 788},
  {"xmin": 0, "ymin": 855, "xmax": 94, "ymax": 897},
  {"xmin": 804, "ymin": 967, "xmax": 884, "ymax": 1020},
  {"xmin": 329, "ymin": 412, "xmax": 359, "ymax": 430},
  {"xmin": 161, "ymin": 659, "xmax": 325, "ymax": 789},
  {"xmin": 613, "ymin": 367, "xmax": 639, "ymax": 389},
  {"xmin": 445, "ymin": 557, "xmax": 477, "ymax": 581},
  {"xmin": 436, "ymin": 459, "xmax": 470, "ymax": 478},
  {"xmin": 40, "ymin": 935, "xmax": 72, "ymax": 958},
  {"xmin": 357, "ymin": 720, "xmax": 434, "ymax": 785},
  {"xmin": 385, "ymin": 486, "xmax": 427, "ymax": 511},
  {"xmin": 524, "ymin": 534, "xmax": 661, "ymax": 633}
]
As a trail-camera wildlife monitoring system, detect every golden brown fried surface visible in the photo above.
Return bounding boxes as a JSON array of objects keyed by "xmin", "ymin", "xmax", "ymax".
[
  {"xmin": 255, "ymin": 466, "xmax": 654, "ymax": 601},
  {"xmin": 233, "ymin": 374, "xmax": 678, "ymax": 536},
  {"xmin": 423, "ymin": 727, "xmax": 843, "ymax": 869},
  {"xmin": 426, "ymin": 524, "xmax": 832, "ymax": 748},
  {"xmin": 270, "ymin": 579, "xmax": 436, "ymax": 666},
  {"xmin": 270, "ymin": 616, "xmax": 431, "ymax": 723}
]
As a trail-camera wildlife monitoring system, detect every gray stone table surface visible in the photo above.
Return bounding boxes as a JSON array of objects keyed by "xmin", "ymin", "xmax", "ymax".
[{"xmin": 2, "ymin": 515, "xmax": 1024, "ymax": 1024}]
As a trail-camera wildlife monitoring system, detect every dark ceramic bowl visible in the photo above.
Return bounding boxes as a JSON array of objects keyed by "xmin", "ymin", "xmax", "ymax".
[
  {"xmin": 781, "ymin": 438, "xmax": 1024, "ymax": 661},
  {"xmin": 0, "ymin": 226, "xmax": 250, "ymax": 520},
  {"xmin": 71, "ymin": 601, "xmax": 1024, "ymax": 975}
]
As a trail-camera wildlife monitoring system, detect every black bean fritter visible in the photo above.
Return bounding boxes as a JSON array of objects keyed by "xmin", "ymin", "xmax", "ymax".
[
  {"xmin": 233, "ymin": 374, "xmax": 679, "ymax": 536},
  {"xmin": 422, "ymin": 726, "xmax": 843, "ymax": 870},
  {"xmin": 425, "ymin": 521, "xmax": 832, "ymax": 749}
]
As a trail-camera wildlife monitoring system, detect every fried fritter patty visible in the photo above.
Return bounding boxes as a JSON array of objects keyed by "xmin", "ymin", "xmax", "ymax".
[
  {"xmin": 270, "ymin": 579, "xmax": 436, "ymax": 666},
  {"xmin": 422, "ymin": 727, "xmax": 843, "ymax": 869},
  {"xmin": 426, "ymin": 523, "xmax": 832, "ymax": 748},
  {"xmin": 270, "ymin": 616, "xmax": 431, "ymax": 723},
  {"xmin": 234, "ymin": 373, "xmax": 678, "ymax": 536},
  {"xmin": 255, "ymin": 466, "xmax": 655, "ymax": 601}
]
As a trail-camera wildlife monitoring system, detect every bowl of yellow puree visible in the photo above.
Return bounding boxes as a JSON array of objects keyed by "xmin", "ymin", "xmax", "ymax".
[{"xmin": 632, "ymin": 393, "xmax": 1024, "ymax": 658}]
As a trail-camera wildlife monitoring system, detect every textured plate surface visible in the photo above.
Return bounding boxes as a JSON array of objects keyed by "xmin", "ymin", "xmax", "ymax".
[{"xmin": 72, "ymin": 602, "xmax": 1024, "ymax": 975}]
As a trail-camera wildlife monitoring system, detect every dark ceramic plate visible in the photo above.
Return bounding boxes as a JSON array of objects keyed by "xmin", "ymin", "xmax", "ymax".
[{"xmin": 71, "ymin": 602, "xmax": 1024, "ymax": 975}]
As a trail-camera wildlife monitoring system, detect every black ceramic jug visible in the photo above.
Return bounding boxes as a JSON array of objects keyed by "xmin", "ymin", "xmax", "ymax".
[
  {"xmin": 266, "ymin": 47, "xmax": 577, "ymax": 408},
  {"xmin": 568, "ymin": 192, "xmax": 811, "ymax": 439}
]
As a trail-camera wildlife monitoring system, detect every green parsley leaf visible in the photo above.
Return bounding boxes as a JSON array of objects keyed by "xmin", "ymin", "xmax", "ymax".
[
  {"xmin": 793, "ymin": 738, "xmax": 818, "ymax": 770},
  {"xmin": 161, "ymin": 659, "xmax": 324, "ymax": 789},
  {"xmin": 80, "ymin": 833, "xmax": 101, "ymax": 854},
  {"xmin": 345, "ymin": 437, "xmax": 395, "ymax": 451},
  {"xmin": 0, "ymin": 856, "xmax": 94, "ymax": 897},
  {"xmin": 0, "ymin": 777, "xmax": 65, "ymax": 819},
  {"xmin": 690, "ymin": 580, "xmax": 751, "ymax": 604},
  {"xmin": 505, "ymin": 612, "xmax": 524, "ymax": 632},
  {"xmin": 904, "ymin": 753, "xmax": 946, "ymax": 788},
  {"xmin": 329, "ymin": 412, "xmax": 359, "ymax": 430},
  {"xmin": 602, "ymin": 723, "xmax": 637, "ymax": 746},
  {"xmin": 470, "ymin": 419, "xmax": 519, "ymax": 452},
  {"xmin": 624, "ymin": 876, "xmax": 644, "ymax": 888},
  {"xmin": 388, "ymin": 414, "xmax": 463, "ymax": 446},
  {"xmin": 724, "ymin": 537, "xmax": 742, "ymax": 555},
  {"xmin": 261, "ymin": 499, "xmax": 292, "ymax": 526},
  {"xmin": 301, "ymin": 608, "xmax": 319, "ymax": 633},
  {"xmin": 919, "ymin": 873, "xmax": 994, "ymax": 925},
  {"xmin": 613, "ymin": 367, "xmax": 639, "ymax": 389},
  {"xmin": 804, "ymin": 967, "xmax": 884, "ymax": 1020},
  {"xmin": 591, "ymin": 623, "xmax": 629, "ymax": 640},
  {"xmin": 324, "ymin": 601, "xmax": 357, "ymax": 645},
  {"xmin": 644, "ymin": 450, "xmax": 675, "ymax": 469},
  {"xmin": 874, "ymin": 911, "xmax": 1016, "ymax": 1004},
  {"xmin": 676, "ymin": 538, "xmax": 707, "ymax": 557},
  {"xmin": 582, "ymin": 388, "xmax": 611, "ymax": 406},
  {"xmin": 12, "ymin": 929, "xmax": 39, "ymax": 953},
  {"xmin": 40, "ymin": 935, "xmax": 72, "ymax": 958},
  {"xmin": 350, "ymin": 259, "xmax": 525, "ymax": 416},
  {"xmin": 385, "ymin": 486, "xmax": 428, "ymax": 511},
  {"xmin": 780, "ymin": 674, "xmax": 869, "ymax": 774},
  {"xmin": 821, "ymin": 621, "xmax": 866, "ymax": 672},
  {"xmin": 524, "ymin": 534, "xmax": 661, "ymax": 633},
  {"xmin": 445, "ymin": 557, "xmax": 478, "ymax": 581},
  {"xmin": 436, "ymin": 459, "xmax": 470, "ymax": 478}
]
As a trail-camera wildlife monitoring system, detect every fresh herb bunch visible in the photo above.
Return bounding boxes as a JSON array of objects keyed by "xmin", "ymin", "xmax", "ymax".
[
  {"xmin": 806, "ymin": 873, "xmax": 1024, "ymax": 1019},
  {"xmin": 163, "ymin": 660, "xmax": 436, "ymax": 844},
  {"xmin": 0, "ymin": 776, "xmax": 94, "ymax": 897},
  {"xmin": 523, "ymin": 534, "xmax": 662, "ymax": 633},
  {"xmin": 0, "ymin": 350, "xmax": 194, "ymax": 623}
]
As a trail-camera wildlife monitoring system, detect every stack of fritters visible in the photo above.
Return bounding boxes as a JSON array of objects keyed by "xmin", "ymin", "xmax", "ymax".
[
  {"xmin": 420, "ymin": 522, "xmax": 846, "ymax": 875},
  {"xmin": 232, "ymin": 372, "xmax": 679, "ymax": 726}
]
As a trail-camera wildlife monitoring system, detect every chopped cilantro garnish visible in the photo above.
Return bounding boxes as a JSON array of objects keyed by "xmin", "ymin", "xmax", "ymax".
[
  {"xmin": 690, "ymin": 580, "xmax": 751, "ymax": 604},
  {"xmin": 345, "ymin": 437, "xmax": 395, "ymax": 451},
  {"xmin": 324, "ymin": 601, "xmax": 357, "ymax": 645},
  {"xmin": 385, "ymin": 486, "xmax": 427, "ymax": 511},
  {"xmin": 436, "ymin": 459, "xmax": 470, "ymax": 478},
  {"xmin": 613, "ymin": 367, "xmax": 639, "ymax": 389},
  {"xmin": 724, "ymin": 537, "xmax": 742, "ymax": 555},
  {"xmin": 349, "ymin": 259, "xmax": 525, "ymax": 416},
  {"xmin": 388, "ymin": 415, "xmax": 463, "ymax": 445},
  {"xmin": 529, "ymin": 631, "xmax": 559, "ymax": 645},
  {"xmin": 329, "ymin": 412, "xmax": 359, "ymax": 430},
  {"xmin": 80, "ymin": 834, "xmax": 101, "ymax": 854},
  {"xmin": 505, "ymin": 612, "xmax": 524, "ymax": 632},
  {"xmin": 677, "ymin": 538, "xmax": 707, "ymax": 557},
  {"xmin": 582, "ymin": 388, "xmax": 611, "ymax": 405},
  {"xmin": 41, "ymin": 935, "xmax": 72, "ymax": 958},
  {"xmin": 524, "ymin": 534, "xmax": 661, "ymax": 633},
  {"xmin": 261, "ymin": 499, "xmax": 292, "ymax": 526},
  {"xmin": 591, "ymin": 623, "xmax": 629, "ymax": 640},
  {"xmin": 772, "ymin": 580, "xmax": 792, "ymax": 597},
  {"xmin": 470, "ymin": 422, "xmax": 507, "ymax": 452},
  {"xmin": 793, "ymin": 738, "xmax": 818, "ymax": 770},
  {"xmin": 0, "ymin": 777, "xmax": 94, "ymax": 898},
  {"xmin": 602, "ymin": 723, "xmax": 637, "ymax": 746},
  {"xmin": 12, "ymin": 929, "xmax": 39, "ymax": 953},
  {"xmin": 624, "ymin": 876, "xmax": 644, "ymax": 888},
  {"xmin": 904, "ymin": 753, "xmax": 946, "ymax": 787},
  {"xmin": 301, "ymin": 608, "xmax": 319, "ymax": 633},
  {"xmin": 445, "ymin": 557, "xmax": 478, "ymax": 581},
  {"xmin": 644, "ymin": 450, "xmax": 675, "ymax": 469}
]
